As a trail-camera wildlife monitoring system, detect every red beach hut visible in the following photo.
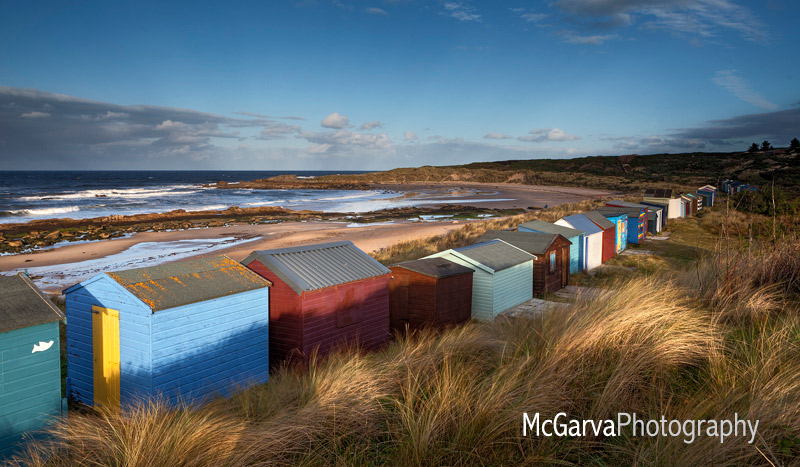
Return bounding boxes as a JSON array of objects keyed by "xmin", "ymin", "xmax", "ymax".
[
  {"xmin": 243, "ymin": 241, "xmax": 391, "ymax": 366},
  {"xmin": 583, "ymin": 211, "xmax": 616, "ymax": 263}
]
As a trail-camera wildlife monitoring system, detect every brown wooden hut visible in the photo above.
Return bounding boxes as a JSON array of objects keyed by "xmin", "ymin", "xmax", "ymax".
[
  {"xmin": 389, "ymin": 258, "xmax": 474, "ymax": 332},
  {"xmin": 478, "ymin": 230, "xmax": 570, "ymax": 295}
]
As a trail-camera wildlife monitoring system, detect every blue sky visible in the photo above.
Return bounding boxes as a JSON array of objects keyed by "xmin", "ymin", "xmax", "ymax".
[{"xmin": 0, "ymin": 0, "xmax": 798, "ymax": 170}]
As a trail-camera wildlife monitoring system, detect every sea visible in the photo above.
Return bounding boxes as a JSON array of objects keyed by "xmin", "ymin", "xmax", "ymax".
[{"xmin": 0, "ymin": 170, "xmax": 398, "ymax": 224}]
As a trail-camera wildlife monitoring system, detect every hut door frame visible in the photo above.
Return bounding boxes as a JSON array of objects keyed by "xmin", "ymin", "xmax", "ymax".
[
  {"xmin": 560, "ymin": 246, "xmax": 569, "ymax": 287},
  {"xmin": 92, "ymin": 305, "xmax": 120, "ymax": 409}
]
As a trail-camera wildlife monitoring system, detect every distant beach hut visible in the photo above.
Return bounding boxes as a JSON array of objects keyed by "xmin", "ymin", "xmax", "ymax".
[
  {"xmin": 243, "ymin": 241, "xmax": 391, "ymax": 365},
  {"xmin": 63, "ymin": 256, "xmax": 271, "ymax": 409},
  {"xmin": 424, "ymin": 239, "xmax": 534, "ymax": 321},
  {"xmin": 682, "ymin": 193, "xmax": 699, "ymax": 215},
  {"xmin": 0, "ymin": 274, "xmax": 64, "ymax": 459},
  {"xmin": 388, "ymin": 258, "xmax": 473, "ymax": 332},
  {"xmin": 605, "ymin": 200, "xmax": 663, "ymax": 234},
  {"xmin": 595, "ymin": 206, "xmax": 647, "ymax": 244},
  {"xmin": 697, "ymin": 185, "xmax": 717, "ymax": 206},
  {"xmin": 696, "ymin": 190, "xmax": 713, "ymax": 209},
  {"xmin": 592, "ymin": 210, "xmax": 628, "ymax": 254},
  {"xmin": 555, "ymin": 214, "xmax": 604, "ymax": 270},
  {"xmin": 518, "ymin": 220, "xmax": 585, "ymax": 274},
  {"xmin": 643, "ymin": 188, "xmax": 683, "ymax": 219},
  {"xmin": 478, "ymin": 230, "xmax": 571, "ymax": 295},
  {"xmin": 686, "ymin": 193, "xmax": 702, "ymax": 211},
  {"xmin": 583, "ymin": 211, "xmax": 617, "ymax": 262}
]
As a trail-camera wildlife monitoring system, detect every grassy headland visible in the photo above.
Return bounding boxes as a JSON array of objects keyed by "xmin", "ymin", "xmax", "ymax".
[{"xmin": 212, "ymin": 149, "xmax": 800, "ymax": 195}]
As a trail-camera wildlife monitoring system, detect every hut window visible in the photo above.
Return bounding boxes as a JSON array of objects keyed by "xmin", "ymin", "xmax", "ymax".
[{"xmin": 549, "ymin": 252, "xmax": 556, "ymax": 272}]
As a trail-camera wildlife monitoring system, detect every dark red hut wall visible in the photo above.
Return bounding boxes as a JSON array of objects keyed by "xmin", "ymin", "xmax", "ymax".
[
  {"xmin": 389, "ymin": 268, "xmax": 436, "ymax": 332},
  {"xmin": 532, "ymin": 239, "xmax": 569, "ymax": 295},
  {"xmin": 389, "ymin": 268, "xmax": 472, "ymax": 331},
  {"xmin": 433, "ymin": 273, "xmax": 472, "ymax": 326},
  {"xmin": 300, "ymin": 274, "xmax": 391, "ymax": 358},
  {"xmin": 600, "ymin": 226, "xmax": 615, "ymax": 262},
  {"xmin": 245, "ymin": 260, "xmax": 303, "ymax": 366}
]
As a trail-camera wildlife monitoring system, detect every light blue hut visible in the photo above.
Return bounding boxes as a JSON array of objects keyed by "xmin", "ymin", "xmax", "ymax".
[
  {"xmin": 63, "ymin": 256, "xmax": 271, "ymax": 409},
  {"xmin": 0, "ymin": 274, "xmax": 64, "ymax": 459},
  {"xmin": 424, "ymin": 239, "xmax": 534, "ymax": 321},
  {"xmin": 518, "ymin": 220, "xmax": 585, "ymax": 274}
]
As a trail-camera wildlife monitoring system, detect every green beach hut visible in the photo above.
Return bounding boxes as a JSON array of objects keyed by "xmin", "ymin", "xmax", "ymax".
[{"xmin": 0, "ymin": 274, "xmax": 65, "ymax": 459}]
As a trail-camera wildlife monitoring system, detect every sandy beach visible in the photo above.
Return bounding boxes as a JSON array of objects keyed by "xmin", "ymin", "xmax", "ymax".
[{"xmin": 0, "ymin": 181, "xmax": 616, "ymax": 292}]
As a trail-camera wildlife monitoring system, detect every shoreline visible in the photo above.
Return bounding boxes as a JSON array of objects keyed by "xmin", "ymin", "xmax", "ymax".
[
  {"xmin": 0, "ymin": 219, "xmax": 477, "ymax": 293},
  {"xmin": 0, "ymin": 181, "xmax": 619, "ymax": 293}
]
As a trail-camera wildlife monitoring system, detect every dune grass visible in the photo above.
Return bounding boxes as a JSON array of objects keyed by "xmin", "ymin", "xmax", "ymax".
[
  {"xmin": 8, "ymin": 202, "xmax": 800, "ymax": 466},
  {"xmin": 10, "ymin": 234, "xmax": 800, "ymax": 466}
]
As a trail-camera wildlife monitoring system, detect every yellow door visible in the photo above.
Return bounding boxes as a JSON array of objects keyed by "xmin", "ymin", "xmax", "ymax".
[{"xmin": 92, "ymin": 305, "xmax": 120, "ymax": 409}]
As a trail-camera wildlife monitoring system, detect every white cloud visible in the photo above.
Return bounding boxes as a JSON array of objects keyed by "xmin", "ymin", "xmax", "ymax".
[
  {"xmin": 484, "ymin": 132, "xmax": 513, "ymax": 140},
  {"xmin": 359, "ymin": 120, "xmax": 383, "ymax": 130},
  {"xmin": 518, "ymin": 128, "xmax": 581, "ymax": 142},
  {"xmin": 558, "ymin": 31, "xmax": 620, "ymax": 45},
  {"xmin": 321, "ymin": 111, "xmax": 351, "ymax": 129},
  {"xmin": 442, "ymin": 2, "xmax": 481, "ymax": 22},
  {"xmin": 521, "ymin": 13, "xmax": 548, "ymax": 23},
  {"xmin": 555, "ymin": 0, "xmax": 767, "ymax": 43},
  {"xmin": 712, "ymin": 70, "xmax": 779, "ymax": 111},
  {"xmin": 404, "ymin": 131, "xmax": 418, "ymax": 141},
  {"xmin": 20, "ymin": 111, "xmax": 50, "ymax": 118},
  {"xmin": 365, "ymin": 7, "xmax": 388, "ymax": 15}
]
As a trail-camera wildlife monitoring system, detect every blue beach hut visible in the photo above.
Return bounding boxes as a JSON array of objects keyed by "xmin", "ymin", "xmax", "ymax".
[
  {"xmin": 63, "ymin": 256, "xmax": 271, "ymax": 409},
  {"xmin": 0, "ymin": 274, "xmax": 65, "ymax": 459},
  {"xmin": 518, "ymin": 220, "xmax": 585, "ymax": 274}
]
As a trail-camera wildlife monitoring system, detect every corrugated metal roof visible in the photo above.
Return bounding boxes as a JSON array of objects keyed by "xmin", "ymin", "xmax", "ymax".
[
  {"xmin": 0, "ymin": 273, "xmax": 64, "ymax": 334},
  {"xmin": 242, "ymin": 241, "xmax": 390, "ymax": 295},
  {"xmin": 582, "ymin": 211, "xmax": 615, "ymax": 230},
  {"xmin": 478, "ymin": 230, "xmax": 558, "ymax": 255},
  {"xmin": 518, "ymin": 220, "xmax": 584, "ymax": 238},
  {"xmin": 454, "ymin": 239, "xmax": 535, "ymax": 272},
  {"xmin": 391, "ymin": 257, "xmax": 474, "ymax": 279},
  {"xmin": 107, "ymin": 256, "xmax": 270, "ymax": 312},
  {"xmin": 595, "ymin": 207, "xmax": 645, "ymax": 219},
  {"xmin": 560, "ymin": 214, "xmax": 603, "ymax": 235}
]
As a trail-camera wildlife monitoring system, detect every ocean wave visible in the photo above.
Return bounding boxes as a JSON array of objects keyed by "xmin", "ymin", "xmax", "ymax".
[
  {"xmin": 186, "ymin": 205, "xmax": 229, "ymax": 212},
  {"xmin": 17, "ymin": 185, "xmax": 200, "ymax": 201},
  {"xmin": 309, "ymin": 191, "xmax": 383, "ymax": 202},
  {"xmin": 0, "ymin": 206, "xmax": 81, "ymax": 217}
]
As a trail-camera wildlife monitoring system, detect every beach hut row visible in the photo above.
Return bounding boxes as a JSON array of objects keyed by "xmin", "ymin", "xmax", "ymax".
[
  {"xmin": 721, "ymin": 179, "xmax": 758, "ymax": 195},
  {"xmin": 1, "ymin": 197, "xmax": 664, "ymax": 455}
]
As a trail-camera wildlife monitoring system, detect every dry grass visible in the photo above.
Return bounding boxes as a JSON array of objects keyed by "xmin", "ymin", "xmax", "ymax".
[
  {"xmin": 371, "ymin": 199, "xmax": 601, "ymax": 265},
  {"xmin": 9, "ymin": 219, "xmax": 800, "ymax": 466}
]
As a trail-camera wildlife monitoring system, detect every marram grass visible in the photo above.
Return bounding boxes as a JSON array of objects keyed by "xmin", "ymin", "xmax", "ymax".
[{"xmin": 9, "ymin": 240, "xmax": 800, "ymax": 466}]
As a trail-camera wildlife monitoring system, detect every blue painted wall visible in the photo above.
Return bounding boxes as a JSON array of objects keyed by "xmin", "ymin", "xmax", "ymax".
[
  {"xmin": 604, "ymin": 213, "xmax": 628, "ymax": 253},
  {"xmin": 0, "ymin": 322, "xmax": 62, "ymax": 459},
  {"xmin": 65, "ymin": 274, "xmax": 269, "ymax": 407},
  {"xmin": 519, "ymin": 226, "xmax": 584, "ymax": 274},
  {"xmin": 65, "ymin": 275, "xmax": 152, "ymax": 407},
  {"xmin": 150, "ymin": 289, "xmax": 269, "ymax": 405}
]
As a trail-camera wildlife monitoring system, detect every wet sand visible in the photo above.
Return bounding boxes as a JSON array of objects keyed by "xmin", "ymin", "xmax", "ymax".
[{"xmin": 0, "ymin": 181, "xmax": 617, "ymax": 292}]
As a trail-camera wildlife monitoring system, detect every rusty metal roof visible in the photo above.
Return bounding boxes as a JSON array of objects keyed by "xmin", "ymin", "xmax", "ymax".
[
  {"xmin": 391, "ymin": 257, "xmax": 474, "ymax": 279},
  {"xmin": 478, "ymin": 230, "xmax": 559, "ymax": 255},
  {"xmin": 242, "ymin": 241, "xmax": 390, "ymax": 295},
  {"xmin": 0, "ymin": 273, "xmax": 64, "ymax": 334},
  {"xmin": 107, "ymin": 256, "xmax": 270, "ymax": 312}
]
